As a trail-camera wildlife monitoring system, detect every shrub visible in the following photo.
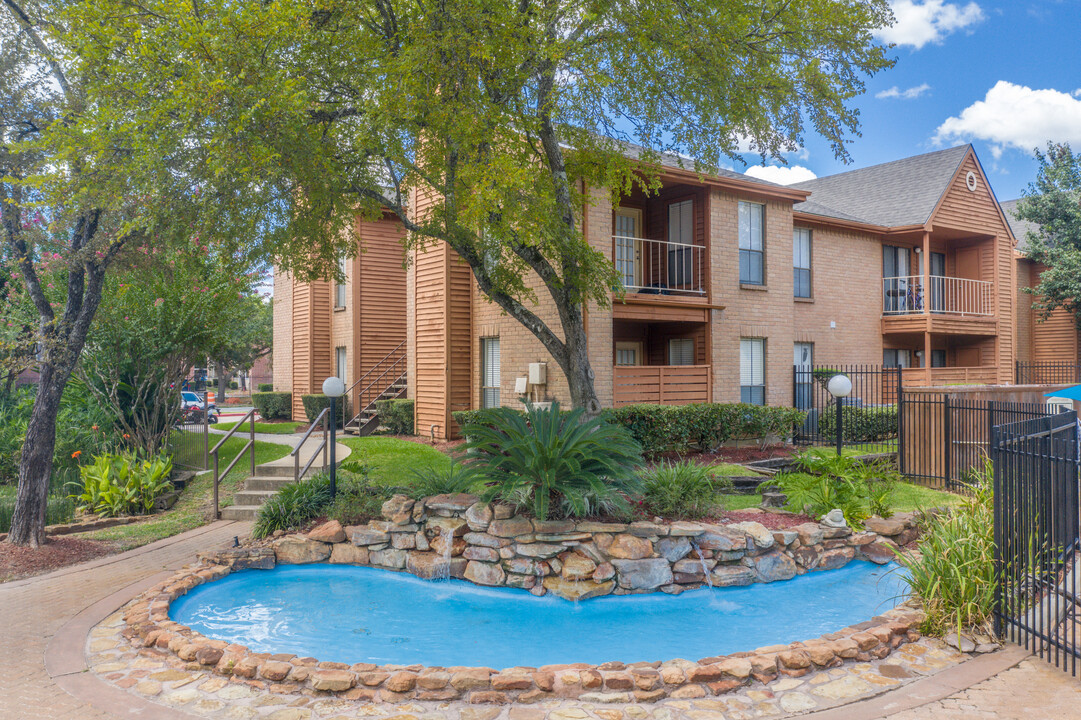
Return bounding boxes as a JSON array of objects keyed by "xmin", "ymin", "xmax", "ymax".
[
  {"xmin": 641, "ymin": 460, "xmax": 731, "ymax": 518},
  {"xmin": 228, "ymin": 380, "xmax": 239, "ymax": 390},
  {"xmin": 301, "ymin": 394, "xmax": 348, "ymax": 427},
  {"xmin": 895, "ymin": 461, "xmax": 995, "ymax": 637},
  {"xmin": 462, "ymin": 402, "xmax": 644, "ymax": 520},
  {"xmin": 326, "ymin": 470, "xmax": 399, "ymax": 526},
  {"xmin": 0, "ymin": 486, "xmax": 76, "ymax": 533},
  {"xmin": 253, "ymin": 392, "xmax": 292, "ymax": 421},
  {"xmin": 770, "ymin": 448, "xmax": 899, "ymax": 528},
  {"xmin": 258, "ymin": 383, "xmax": 273, "ymax": 392},
  {"xmin": 818, "ymin": 405, "xmax": 898, "ymax": 443},
  {"xmin": 253, "ymin": 473, "xmax": 334, "ymax": 538},
  {"xmin": 70, "ymin": 451, "xmax": 174, "ymax": 517},
  {"xmin": 407, "ymin": 460, "xmax": 481, "ymax": 499},
  {"xmin": 376, "ymin": 399, "xmax": 414, "ymax": 434},
  {"xmin": 452, "ymin": 407, "xmax": 525, "ymax": 434}
]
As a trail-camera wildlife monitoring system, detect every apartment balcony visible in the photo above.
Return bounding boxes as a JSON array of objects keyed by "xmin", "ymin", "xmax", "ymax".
[
  {"xmin": 613, "ymin": 365, "xmax": 711, "ymax": 407},
  {"xmin": 882, "ymin": 275, "xmax": 997, "ymax": 336},
  {"xmin": 612, "ymin": 235, "xmax": 710, "ymax": 321},
  {"xmin": 902, "ymin": 366, "xmax": 1000, "ymax": 387}
]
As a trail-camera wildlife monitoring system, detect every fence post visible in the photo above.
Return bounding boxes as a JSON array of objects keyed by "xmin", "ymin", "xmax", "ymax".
[
  {"xmin": 990, "ymin": 419, "xmax": 1002, "ymax": 638},
  {"xmin": 896, "ymin": 368, "xmax": 905, "ymax": 475},
  {"xmin": 943, "ymin": 395, "xmax": 952, "ymax": 487}
]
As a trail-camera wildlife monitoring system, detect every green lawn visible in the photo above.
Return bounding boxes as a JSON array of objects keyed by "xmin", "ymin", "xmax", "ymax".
[
  {"xmin": 216, "ymin": 420, "xmax": 305, "ymax": 435},
  {"xmin": 340, "ymin": 437, "xmax": 452, "ymax": 487},
  {"xmin": 73, "ymin": 437, "xmax": 290, "ymax": 549}
]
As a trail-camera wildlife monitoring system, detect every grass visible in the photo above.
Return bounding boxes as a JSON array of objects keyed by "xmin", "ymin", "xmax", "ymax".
[
  {"xmin": 340, "ymin": 437, "xmax": 452, "ymax": 487},
  {"xmin": 72, "ymin": 437, "xmax": 290, "ymax": 550},
  {"xmin": 215, "ymin": 420, "xmax": 304, "ymax": 435}
]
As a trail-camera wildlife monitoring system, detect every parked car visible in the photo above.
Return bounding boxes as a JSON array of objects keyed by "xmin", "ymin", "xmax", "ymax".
[{"xmin": 180, "ymin": 391, "xmax": 218, "ymax": 424}]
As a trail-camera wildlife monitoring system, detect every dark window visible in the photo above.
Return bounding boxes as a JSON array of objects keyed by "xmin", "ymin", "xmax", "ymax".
[
  {"xmin": 739, "ymin": 201, "xmax": 764, "ymax": 285},
  {"xmin": 793, "ymin": 228, "xmax": 812, "ymax": 298}
]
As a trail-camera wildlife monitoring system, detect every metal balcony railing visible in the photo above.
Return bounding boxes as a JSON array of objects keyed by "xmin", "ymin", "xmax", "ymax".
[
  {"xmin": 613, "ymin": 235, "xmax": 706, "ymax": 296},
  {"xmin": 883, "ymin": 275, "xmax": 993, "ymax": 317}
]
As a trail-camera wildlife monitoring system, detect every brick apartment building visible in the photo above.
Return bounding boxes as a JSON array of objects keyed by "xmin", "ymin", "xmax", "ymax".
[{"xmin": 274, "ymin": 144, "xmax": 1030, "ymax": 438}]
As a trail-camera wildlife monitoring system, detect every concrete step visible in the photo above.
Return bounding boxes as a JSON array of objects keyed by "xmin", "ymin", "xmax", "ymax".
[
  {"xmin": 244, "ymin": 475, "xmax": 299, "ymax": 491},
  {"xmin": 221, "ymin": 505, "xmax": 259, "ymax": 521},
  {"xmin": 232, "ymin": 489, "xmax": 279, "ymax": 507}
]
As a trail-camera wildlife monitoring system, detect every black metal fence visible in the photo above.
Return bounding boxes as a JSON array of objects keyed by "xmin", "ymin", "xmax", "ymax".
[
  {"xmin": 792, "ymin": 364, "xmax": 901, "ymax": 453},
  {"xmin": 1016, "ymin": 361, "xmax": 1081, "ymax": 386},
  {"xmin": 170, "ymin": 407, "xmax": 209, "ymax": 470},
  {"xmin": 992, "ymin": 409, "xmax": 1080, "ymax": 675}
]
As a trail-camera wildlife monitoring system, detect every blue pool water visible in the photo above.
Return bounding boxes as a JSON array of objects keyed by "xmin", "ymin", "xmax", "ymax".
[{"xmin": 170, "ymin": 561, "xmax": 906, "ymax": 669}]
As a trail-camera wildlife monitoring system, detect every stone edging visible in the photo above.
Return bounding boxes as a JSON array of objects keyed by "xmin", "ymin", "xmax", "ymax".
[{"xmin": 116, "ymin": 495, "xmax": 926, "ymax": 704}]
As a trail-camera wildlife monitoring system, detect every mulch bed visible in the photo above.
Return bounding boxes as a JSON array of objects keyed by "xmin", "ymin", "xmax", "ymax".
[
  {"xmin": 0, "ymin": 536, "xmax": 118, "ymax": 583},
  {"xmin": 671, "ymin": 444, "xmax": 796, "ymax": 465},
  {"xmin": 713, "ymin": 508, "xmax": 815, "ymax": 530}
]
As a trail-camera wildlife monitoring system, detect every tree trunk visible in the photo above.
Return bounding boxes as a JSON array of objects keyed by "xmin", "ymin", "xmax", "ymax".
[
  {"xmin": 216, "ymin": 362, "xmax": 226, "ymax": 406},
  {"xmin": 550, "ymin": 310, "xmax": 601, "ymax": 415},
  {"xmin": 6, "ymin": 362, "xmax": 68, "ymax": 547}
]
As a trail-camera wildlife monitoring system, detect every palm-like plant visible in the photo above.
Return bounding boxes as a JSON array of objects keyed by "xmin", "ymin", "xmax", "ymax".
[{"xmin": 461, "ymin": 402, "xmax": 644, "ymax": 521}]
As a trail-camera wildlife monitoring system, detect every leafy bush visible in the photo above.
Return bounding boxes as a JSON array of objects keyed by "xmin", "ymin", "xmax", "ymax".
[
  {"xmin": 301, "ymin": 394, "xmax": 348, "ymax": 427},
  {"xmin": 253, "ymin": 392, "xmax": 292, "ymax": 421},
  {"xmin": 258, "ymin": 383, "xmax": 273, "ymax": 392},
  {"xmin": 253, "ymin": 473, "xmax": 335, "ymax": 538},
  {"xmin": 818, "ymin": 405, "xmax": 898, "ymax": 442},
  {"xmin": 376, "ymin": 399, "xmax": 414, "ymax": 434},
  {"xmin": 462, "ymin": 402, "xmax": 644, "ymax": 520},
  {"xmin": 326, "ymin": 467, "xmax": 400, "ymax": 525},
  {"xmin": 601, "ymin": 403, "xmax": 806, "ymax": 456},
  {"xmin": 895, "ymin": 461, "xmax": 995, "ymax": 637},
  {"xmin": 771, "ymin": 448, "xmax": 899, "ymax": 528},
  {"xmin": 70, "ymin": 452, "xmax": 174, "ymax": 517},
  {"xmin": 452, "ymin": 407, "xmax": 525, "ymax": 434},
  {"xmin": 407, "ymin": 460, "xmax": 481, "ymax": 499},
  {"xmin": 0, "ymin": 481, "xmax": 76, "ymax": 534},
  {"xmin": 228, "ymin": 380, "xmax": 239, "ymax": 390},
  {"xmin": 641, "ymin": 460, "xmax": 731, "ymax": 518}
]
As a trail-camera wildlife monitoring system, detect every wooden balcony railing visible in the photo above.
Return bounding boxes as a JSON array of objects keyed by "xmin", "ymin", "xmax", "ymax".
[
  {"xmin": 902, "ymin": 366, "xmax": 999, "ymax": 387},
  {"xmin": 883, "ymin": 275, "xmax": 993, "ymax": 317},
  {"xmin": 613, "ymin": 365, "xmax": 711, "ymax": 406},
  {"xmin": 613, "ymin": 236, "xmax": 706, "ymax": 297}
]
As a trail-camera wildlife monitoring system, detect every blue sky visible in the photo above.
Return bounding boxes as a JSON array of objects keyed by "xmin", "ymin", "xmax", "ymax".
[{"xmin": 740, "ymin": 0, "xmax": 1081, "ymax": 203}]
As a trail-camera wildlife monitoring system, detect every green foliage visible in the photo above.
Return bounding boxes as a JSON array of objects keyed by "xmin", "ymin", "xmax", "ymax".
[
  {"xmin": 258, "ymin": 383, "xmax": 273, "ymax": 392},
  {"xmin": 895, "ymin": 461, "xmax": 996, "ymax": 637},
  {"xmin": 253, "ymin": 392, "xmax": 292, "ymax": 421},
  {"xmin": 252, "ymin": 473, "xmax": 335, "ymax": 539},
  {"xmin": 301, "ymin": 394, "xmax": 348, "ymax": 427},
  {"xmin": 339, "ymin": 437, "xmax": 452, "ymax": 487},
  {"xmin": 771, "ymin": 449, "xmax": 900, "ymax": 528},
  {"xmin": 641, "ymin": 460, "xmax": 731, "ymax": 519},
  {"xmin": 818, "ymin": 405, "xmax": 899, "ymax": 442},
  {"xmin": 601, "ymin": 404, "xmax": 806, "ymax": 456},
  {"xmin": 462, "ymin": 402, "xmax": 644, "ymax": 521},
  {"xmin": 228, "ymin": 380, "xmax": 239, "ymax": 390},
  {"xmin": 70, "ymin": 451, "xmax": 174, "ymax": 517},
  {"xmin": 0, "ymin": 477, "xmax": 77, "ymax": 534},
  {"xmin": 407, "ymin": 460, "xmax": 481, "ymax": 500},
  {"xmin": 376, "ymin": 399, "xmax": 414, "ymax": 435}
]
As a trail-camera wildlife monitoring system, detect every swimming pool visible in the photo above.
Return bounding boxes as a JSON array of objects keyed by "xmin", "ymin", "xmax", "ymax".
[{"xmin": 170, "ymin": 560, "xmax": 907, "ymax": 669}]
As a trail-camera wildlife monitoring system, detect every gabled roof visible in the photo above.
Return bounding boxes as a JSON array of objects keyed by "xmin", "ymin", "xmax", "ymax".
[
  {"xmin": 1000, "ymin": 199, "xmax": 1041, "ymax": 255},
  {"xmin": 791, "ymin": 145, "xmax": 972, "ymax": 227}
]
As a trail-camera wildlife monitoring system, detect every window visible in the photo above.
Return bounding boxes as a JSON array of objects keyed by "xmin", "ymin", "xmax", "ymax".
[
  {"xmin": 794, "ymin": 342, "xmax": 814, "ymax": 410},
  {"xmin": 668, "ymin": 338, "xmax": 695, "ymax": 366},
  {"xmin": 615, "ymin": 342, "xmax": 641, "ymax": 366},
  {"xmin": 882, "ymin": 348, "xmax": 912, "ymax": 368},
  {"xmin": 667, "ymin": 200, "xmax": 694, "ymax": 287},
  {"xmin": 793, "ymin": 228, "xmax": 812, "ymax": 298},
  {"xmin": 334, "ymin": 255, "xmax": 347, "ymax": 308},
  {"xmin": 882, "ymin": 245, "xmax": 912, "ymax": 313},
  {"xmin": 335, "ymin": 346, "xmax": 347, "ymax": 383},
  {"xmin": 481, "ymin": 337, "xmax": 501, "ymax": 408},
  {"xmin": 931, "ymin": 349, "xmax": 947, "ymax": 368},
  {"xmin": 740, "ymin": 338, "xmax": 766, "ymax": 405},
  {"xmin": 739, "ymin": 201, "xmax": 765, "ymax": 285},
  {"xmin": 614, "ymin": 208, "xmax": 642, "ymax": 290}
]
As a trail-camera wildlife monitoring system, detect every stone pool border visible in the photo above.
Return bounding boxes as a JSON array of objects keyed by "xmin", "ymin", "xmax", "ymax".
[{"xmin": 116, "ymin": 496, "xmax": 927, "ymax": 705}]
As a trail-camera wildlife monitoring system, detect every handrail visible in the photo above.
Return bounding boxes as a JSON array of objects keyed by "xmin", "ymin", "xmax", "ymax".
[
  {"xmin": 292, "ymin": 407, "xmax": 329, "ymax": 482},
  {"xmin": 345, "ymin": 350, "xmax": 407, "ymax": 428},
  {"xmin": 344, "ymin": 340, "xmax": 406, "ymax": 398},
  {"xmin": 211, "ymin": 408, "xmax": 256, "ymax": 519}
]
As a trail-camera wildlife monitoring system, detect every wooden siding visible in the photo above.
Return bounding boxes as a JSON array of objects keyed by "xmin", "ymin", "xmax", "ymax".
[
  {"xmin": 613, "ymin": 365, "xmax": 711, "ymax": 406},
  {"xmin": 290, "ymin": 280, "xmax": 332, "ymax": 420},
  {"xmin": 1027, "ymin": 263, "xmax": 1080, "ymax": 366},
  {"xmin": 353, "ymin": 216, "xmax": 408, "ymax": 411}
]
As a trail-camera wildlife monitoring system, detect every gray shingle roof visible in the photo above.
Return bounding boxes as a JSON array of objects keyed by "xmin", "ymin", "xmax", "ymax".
[
  {"xmin": 791, "ymin": 145, "xmax": 972, "ymax": 227},
  {"xmin": 1000, "ymin": 199, "xmax": 1041, "ymax": 255},
  {"xmin": 614, "ymin": 139, "xmax": 792, "ymax": 191}
]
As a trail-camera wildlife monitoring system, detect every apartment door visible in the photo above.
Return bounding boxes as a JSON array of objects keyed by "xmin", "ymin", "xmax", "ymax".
[
  {"xmin": 883, "ymin": 246, "xmax": 912, "ymax": 312},
  {"xmin": 794, "ymin": 342, "xmax": 814, "ymax": 409},
  {"xmin": 614, "ymin": 209, "xmax": 642, "ymax": 290},
  {"xmin": 929, "ymin": 251, "xmax": 946, "ymax": 312}
]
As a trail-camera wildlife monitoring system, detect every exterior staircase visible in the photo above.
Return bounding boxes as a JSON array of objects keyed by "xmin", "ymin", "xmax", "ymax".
[
  {"xmin": 343, "ymin": 341, "xmax": 408, "ymax": 437},
  {"xmin": 221, "ymin": 463, "xmax": 306, "ymax": 521}
]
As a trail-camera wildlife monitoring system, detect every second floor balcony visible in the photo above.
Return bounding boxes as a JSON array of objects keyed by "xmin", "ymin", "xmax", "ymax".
[
  {"xmin": 883, "ymin": 275, "xmax": 994, "ymax": 317},
  {"xmin": 613, "ymin": 235, "xmax": 707, "ymax": 298}
]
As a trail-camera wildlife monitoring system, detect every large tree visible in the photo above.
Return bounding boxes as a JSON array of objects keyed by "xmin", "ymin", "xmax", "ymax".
[
  {"xmin": 66, "ymin": 0, "xmax": 894, "ymax": 412},
  {"xmin": 1017, "ymin": 143, "xmax": 1081, "ymax": 328}
]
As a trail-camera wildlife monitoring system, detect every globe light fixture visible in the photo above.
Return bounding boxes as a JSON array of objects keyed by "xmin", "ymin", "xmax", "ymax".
[
  {"xmin": 826, "ymin": 374, "xmax": 852, "ymax": 456},
  {"xmin": 322, "ymin": 376, "xmax": 346, "ymax": 496}
]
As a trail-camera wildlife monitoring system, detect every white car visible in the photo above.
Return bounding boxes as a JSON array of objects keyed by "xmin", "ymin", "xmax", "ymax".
[{"xmin": 180, "ymin": 391, "xmax": 218, "ymax": 424}]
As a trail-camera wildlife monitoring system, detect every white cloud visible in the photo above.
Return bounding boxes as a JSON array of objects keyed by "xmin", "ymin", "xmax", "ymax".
[
  {"xmin": 744, "ymin": 165, "xmax": 817, "ymax": 185},
  {"xmin": 934, "ymin": 81, "xmax": 1081, "ymax": 151},
  {"xmin": 876, "ymin": 1, "xmax": 985, "ymax": 49},
  {"xmin": 876, "ymin": 83, "xmax": 931, "ymax": 100}
]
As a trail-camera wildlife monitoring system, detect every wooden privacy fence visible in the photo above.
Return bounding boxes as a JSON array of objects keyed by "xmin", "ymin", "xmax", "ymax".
[{"xmin": 613, "ymin": 365, "xmax": 711, "ymax": 406}]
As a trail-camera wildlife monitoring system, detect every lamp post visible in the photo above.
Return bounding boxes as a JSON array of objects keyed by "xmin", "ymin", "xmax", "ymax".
[
  {"xmin": 322, "ymin": 376, "xmax": 346, "ymax": 497},
  {"xmin": 826, "ymin": 374, "xmax": 853, "ymax": 457}
]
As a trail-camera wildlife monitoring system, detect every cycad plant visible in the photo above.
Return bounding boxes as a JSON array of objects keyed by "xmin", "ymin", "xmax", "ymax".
[{"xmin": 462, "ymin": 402, "xmax": 644, "ymax": 521}]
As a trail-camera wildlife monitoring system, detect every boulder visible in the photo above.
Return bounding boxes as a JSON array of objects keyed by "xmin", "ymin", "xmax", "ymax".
[
  {"xmin": 861, "ymin": 540, "xmax": 898, "ymax": 565},
  {"xmin": 731, "ymin": 521, "xmax": 775, "ymax": 550},
  {"xmin": 606, "ymin": 534, "xmax": 653, "ymax": 560},
  {"xmin": 502, "ymin": 556, "xmax": 542, "ymax": 575},
  {"xmin": 611, "ymin": 558, "xmax": 673, "ymax": 590},
  {"xmin": 381, "ymin": 495, "xmax": 415, "ymax": 524},
  {"xmin": 465, "ymin": 560, "xmax": 506, "ymax": 586},
  {"xmin": 696, "ymin": 524, "xmax": 746, "ymax": 552},
  {"xmin": 516, "ymin": 543, "xmax": 565, "ymax": 559},
  {"xmin": 488, "ymin": 516, "xmax": 534, "ymax": 538},
  {"xmin": 794, "ymin": 523, "xmax": 824, "ymax": 546},
  {"xmin": 369, "ymin": 547, "xmax": 407, "ymax": 569},
  {"xmin": 464, "ymin": 532, "xmax": 503, "ymax": 548},
  {"xmin": 792, "ymin": 546, "xmax": 821, "ymax": 569},
  {"xmin": 406, "ymin": 551, "xmax": 467, "ymax": 579},
  {"xmin": 655, "ymin": 537, "xmax": 692, "ymax": 563},
  {"xmin": 351, "ymin": 527, "xmax": 391, "ymax": 546},
  {"xmin": 668, "ymin": 521, "xmax": 706, "ymax": 537},
  {"xmin": 711, "ymin": 565, "xmax": 755, "ymax": 587},
  {"xmin": 561, "ymin": 553, "xmax": 597, "ymax": 581},
  {"xmin": 673, "ymin": 558, "xmax": 714, "ymax": 577},
  {"xmin": 575, "ymin": 521, "xmax": 629, "ymax": 533},
  {"xmin": 628, "ymin": 521, "xmax": 667, "ymax": 537},
  {"xmin": 430, "ymin": 533, "xmax": 467, "ymax": 557},
  {"xmin": 542, "ymin": 576, "xmax": 615, "ymax": 601},
  {"xmin": 425, "ymin": 493, "xmax": 480, "ymax": 512},
  {"xmin": 464, "ymin": 503, "xmax": 494, "ymax": 531},
  {"xmin": 464, "ymin": 546, "xmax": 500, "ymax": 562},
  {"xmin": 274, "ymin": 536, "xmax": 331, "ymax": 564},
  {"xmin": 329, "ymin": 543, "xmax": 369, "ymax": 565},
  {"xmin": 533, "ymin": 519, "xmax": 576, "ymax": 534},
  {"xmin": 427, "ymin": 516, "xmax": 469, "ymax": 537},
  {"xmin": 751, "ymin": 550, "xmax": 798, "ymax": 583},
  {"xmin": 310, "ymin": 669, "xmax": 356, "ymax": 691},
  {"xmin": 308, "ymin": 520, "xmax": 346, "ymax": 544},
  {"xmin": 818, "ymin": 547, "xmax": 856, "ymax": 571},
  {"xmin": 864, "ymin": 516, "xmax": 905, "ymax": 536},
  {"xmin": 592, "ymin": 562, "xmax": 615, "ymax": 582}
]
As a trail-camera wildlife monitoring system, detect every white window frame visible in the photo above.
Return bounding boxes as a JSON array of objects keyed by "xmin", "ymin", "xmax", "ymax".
[
  {"xmin": 739, "ymin": 201, "xmax": 765, "ymax": 285},
  {"xmin": 334, "ymin": 255, "xmax": 348, "ymax": 308},
  {"xmin": 740, "ymin": 338, "xmax": 766, "ymax": 405},
  {"xmin": 480, "ymin": 337, "xmax": 501, "ymax": 409},
  {"xmin": 793, "ymin": 227, "xmax": 812, "ymax": 298},
  {"xmin": 668, "ymin": 338, "xmax": 695, "ymax": 366},
  {"xmin": 335, "ymin": 346, "xmax": 347, "ymax": 384},
  {"xmin": 615, "ymin": 341, "xmax": 643, "ymax": 366},
  {"xmin": 614, "ymin": 208, "xmax": 643, "ymax": 290}
]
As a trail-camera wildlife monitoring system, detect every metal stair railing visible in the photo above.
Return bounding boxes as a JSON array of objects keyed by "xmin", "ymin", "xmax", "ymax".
[
  {"xmin": 290, "ymin": 407, "xmax": 330, "ymax": 483},
  {"xmin": 345, "ymin": 341, "xmax": 407, "ymax": 428}
]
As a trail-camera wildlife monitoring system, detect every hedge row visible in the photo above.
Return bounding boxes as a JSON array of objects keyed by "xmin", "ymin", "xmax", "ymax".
[
  {"xmin": 252, "ymin": 392, "xmax": 291, "ymax": 421},
  {"xmin": 818, "ymin": 405, "xmax": 898, "ymax": 442},
  {"xmin": 302, "ymin": 394, "xmax": 349, "ymax": 427},
  {"xmin": 376, "ymin": 399, "xmax": 414, "ymax": 434},
  {"xmin": 257, "ymin": 383, "xmax": 274, "ymax": 392}
]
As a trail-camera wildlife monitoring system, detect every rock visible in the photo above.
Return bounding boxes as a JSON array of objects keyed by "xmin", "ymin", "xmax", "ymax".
[
  {"xmin": 450, "ymin": 668, "xmax": 492, "ymax": 690},
  {"xmin": 772, "ymin": 530, "xmax": 798, "ymax": 546},
  {"xmin": 668, "ymin": 521, "xmax": 706, "ymax": 537},
  {"xmin": 465, "ymin": 503, "xmax": 494, "ymax": 530},
  {"xmin": 611, "ymin": 558, "xmax": 673, "ymax": 590},
  {"xmin": 351, "ymin": 527, "xmax": 391, "ymax": 546},
  {"xmin": 575, "ymin": 522, "xmax": 629, "ymax": 533},
  {"xmin": 628, "ymin": 521, "xmax": 667, "ymax": 537},
  {"xmin": 793, "ymin": 546, "xmax": 820, "ymax": 569},
  {"xmin": 533, "ymin": 519, "xmax": 576, "ymax": 533},
  {"xmin": 381, "ymin": 495, "xmax": 415, "ymax": 524},
  {"xmin": 502, "ymin": 557, "xmax": 542, "ymax": 575},
  {"xmin": 260, "ymin": 661, "xmax": 293, "ymax": 681},
  {"xmin": 794, "ymin": 522, "xmax": 824, "ymax": 546},
  {"xmin": 274, "ymin": 537, "xmax": 331, "ymax": 564},
  {"xmin": 425, "ymin": 493, "xmax": 480, "ymax": 512},
  {"xmin": 561, "ymin": 553, "xmax": 597, "ymax": 580},
  {"xmin": 673, "ymin": 558, "xmax": 715, "ymax": 576},
  {"xmin": 504, "ymin": 573, "xmax": 536, "ymax": 589},
  {"xmin": 406, "ymin": 551, "xmax": 467, "ymax": 579},
  {"xmin": 779, "ymin": 692, "xmax": 818, "ymax": 713},
  {"xmin": 308, "ymin": 520, "xmax": 346, "ymax": 544},
  {"xmin": 329, "ymin": 543, "xmax": 369, "ymax": 565},
  {"xmin": 516, "ymin": 543, "xmax": 565, "ymax": 559},
  {"xmin": 430, "ymin": 533, "xmax": 467, "ymax": 557},
  {"xmin": 696, "ymin": 524, "xmax": 746, "ymax": 552},
  {"xmin": 385, "ymin": 671, "xmax": 417, "ymax": 692},
  {"xmin": 488, "ymin": 517, "xmax": 534, "ymax": 538},
  {"xmin": 817, "ymin": 547, "xmax": 856, "ymax": 570},
  {"xmin": 655, "ymin": 537, "xmax": 692, "ymax": 563},
  {"xmin": 391, "ymin": 533, "xmax": 416, "ymax": 550},
  {"xmin": 865, "ymin": 516, "xmax": 905, "ymax": 536},
  {"xmin": 491, "ymin": 672, "xmax": 533, "ymax": 691},
  {"xmin": 465, "ymin": 560, "xmax": 506, "ymax": 586},
  {"xmin": 731, "ymin": 521, "xmax": 774, "ymax": 549},
  {"xmin": 369, "ymin": 547, "xmax": 407, "ymax": 569},
  {"xmin": 822, "ymin": 525, "xmax": 852, "ymax": 539},
  {"xmin": 751, "ymin": 551, "xmax": 797, "ymax": 582},
  {"xmin": 821, "ymin": 509, "xmax": 847, "ymax": 528},
  {"xmin": 711, "ymin": 565, "xmax": 755, "ymax": 587},
  {"xmin": 606, "ymin": 534, "xmax": 653, "ymax": 560},
  {"xmin": 592, "ymin": 562, "xmax": 615, "ymax": 582},
  {"xmin": 944, "ymin": 632, "xmax": 977, "ymax": 653},
  {"xmin": 427, "ymin": 516, "xmax": 469, "ymax": 537},
  {"xmin": 542, "ymin": 576, "xmax": 615, "ymax": 601},
  {"xmin": 464, "ymin": 532, "xmax": 503, "ymax": 548},
  {"xmin": 464, "ymin": 546, "xmax": 500, "ymax": 562},
  {"xmin": 310, "ymin": 669, "xmax": 356, "ymax": 691},
  {"xmin": 717, "ymin": 657, "xmax": 752, "ymax": 679}
]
